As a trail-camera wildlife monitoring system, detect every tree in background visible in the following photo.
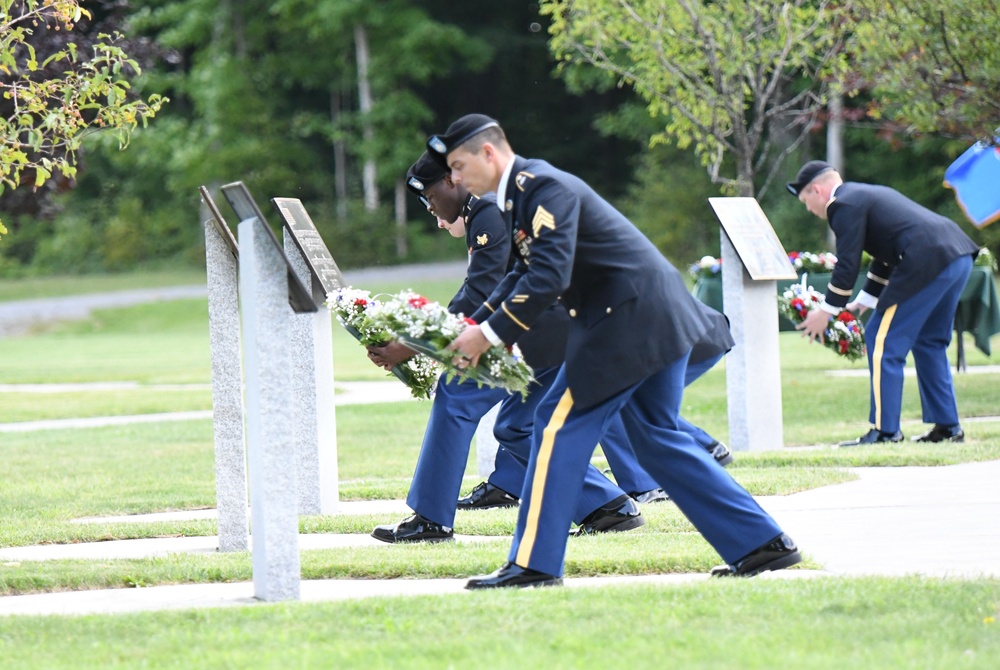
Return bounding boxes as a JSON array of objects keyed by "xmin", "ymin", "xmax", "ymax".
[
  {"xmin": 541, "ymin": 0, "xmax": 851, "ymax": 197},
  {"xmin": 0, "ymin": 0, "xmax": 165, "ymax": 238},
  {"xmin": 852, "ymin": 0, "xmax": 999, "ymax": 144}
]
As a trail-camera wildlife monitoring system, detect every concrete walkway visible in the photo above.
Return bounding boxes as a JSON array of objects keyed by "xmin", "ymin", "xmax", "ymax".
[{"xmin": 1, "ymin": 458, "xmax": 998, "ymax": 617}]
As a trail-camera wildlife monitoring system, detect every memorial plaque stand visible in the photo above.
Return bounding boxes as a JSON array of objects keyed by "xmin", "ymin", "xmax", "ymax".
[
  {"xmin": 271, "ymin": 197, "xmax": 350, "ymax": 516},
  {"xmin": 709, "ymin": 197, "xmax": 798, "ymax": 453},
  {"xmin": 475, "ymin": 402, "xmax": 501, "ymax": 479},
  {"xmin": 200, "ymin": 187, "xmax": 249, "ymax": 553},
  {"xmin": 284, "ymin": 232, "xmax": 339, "ymax": 515},
  {"xmin": 238, "ymin": 215, "xmax": 302, "ymax": 601}
]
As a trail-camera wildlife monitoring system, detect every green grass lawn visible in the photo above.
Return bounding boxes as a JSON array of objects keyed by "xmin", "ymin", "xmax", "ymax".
[
  {"xmin": 1, "ymin": 270, "xmax": 999, "ymax": 668},
  {"xmin": 2, "ymin": 578, "xmax": 999, "ymax": 669}
]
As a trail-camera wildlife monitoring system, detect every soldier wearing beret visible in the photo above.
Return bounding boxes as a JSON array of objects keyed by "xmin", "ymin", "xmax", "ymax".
[
  {"xmin": 369, "ymin": 152, "xmax": 655, "ymax": 543},
  {"xmin": 431, "ymin": 114, "xmax": 798, "ymax": 587},
  {"xmin": 788, "ymin": 160, "xmax": 980, "ymax": 446}
]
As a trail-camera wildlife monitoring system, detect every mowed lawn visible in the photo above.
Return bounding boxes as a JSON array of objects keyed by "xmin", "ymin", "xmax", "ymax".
[{"xmin": 1, "ymin": 271, "xmax": 999, "ymax": 669}]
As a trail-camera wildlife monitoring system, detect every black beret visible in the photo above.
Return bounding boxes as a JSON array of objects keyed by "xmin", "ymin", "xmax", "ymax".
[
  {"xmin": 405, "ymin": 151, "xmax": 448, "ymax": 197},
  {"xmin": 786, "ymin": 160, "xmax": 835, "ymax": 196},
  {"xmin": 426, "ymin": 113, "xmax": 500, "ymax": 161}
]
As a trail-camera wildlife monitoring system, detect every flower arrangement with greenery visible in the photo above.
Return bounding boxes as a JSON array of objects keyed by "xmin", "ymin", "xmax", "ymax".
[
  {"xmin": 327, "ymin": 288, "xmax": 535, "ymax": 400},
  {"xmin": 787, "ymin": 251, "xmax": 838, "ymax": 274},
  {"xmin": 326, "ymin": 288, "xmax": 439, "ymax": 399},
  {"xmin": 778, "ymin": 280, "xmax": 866, "ymax": 361}
]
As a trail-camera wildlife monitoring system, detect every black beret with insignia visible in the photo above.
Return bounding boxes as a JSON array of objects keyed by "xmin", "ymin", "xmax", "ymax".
[
  {"xmin": 405, "ymin": 151, "xmax": 449, "ymax": 205},
  {"xmin": 786, "ymin": 160, "xmax": 835, "ymax": 196},
  {"xmin": 426, "ymin": 113, "xmax": 501, "ymax": 163}
]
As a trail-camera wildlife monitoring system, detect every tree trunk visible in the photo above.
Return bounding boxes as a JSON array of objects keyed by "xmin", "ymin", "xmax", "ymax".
[
  {"xmin": 354, "ymin": 24, "xmax": 378, "ymax": 212},
  {"xmin": 825, "ymin": 89, "xmax": 844, "ymax": 250},
  {"xmin": 330, "ymin": 89, "xmax": 348, "ymax": 222},
  {"xmin": 394, "ymin": 178, "xmax": 407, "ymax": 258}
]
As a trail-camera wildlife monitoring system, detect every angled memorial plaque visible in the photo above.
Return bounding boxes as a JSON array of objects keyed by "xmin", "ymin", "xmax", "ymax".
[
  {"xmin": 220, "ymin": 181, "xmax": 318, "ymax": 314},
  {"xmin": 199, "ymin": 186, "xmax": 239, "ymax": 260},
  {"xmin": 271, "ymin": 197, "xmax": 346, "ymax": 301},
  {"xmin": 708, "ymin": 197, "xmax": 797, "ymax": 281}
]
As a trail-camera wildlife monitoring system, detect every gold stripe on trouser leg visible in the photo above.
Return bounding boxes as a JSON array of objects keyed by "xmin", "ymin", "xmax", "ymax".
[
  {"xmin": 515, "ymin": 389, "xmax": 574, "ymax": 567},
  {"xmin": 872, "ymin": 304, "xmax": 897, "ymax": 430}
]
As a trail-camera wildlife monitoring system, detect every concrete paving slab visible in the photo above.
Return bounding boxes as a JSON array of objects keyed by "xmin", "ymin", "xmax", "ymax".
[
  {"xmin": 760, "ymin": 459, "xmax": 1000, "ymax": 578},
  {"xmin": 0, "ymin": 571, "xmax": 829, "ymax": 618}
]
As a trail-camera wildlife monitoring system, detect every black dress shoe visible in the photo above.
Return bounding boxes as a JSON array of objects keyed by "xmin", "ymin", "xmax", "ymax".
[
  {"xmin": 466, "ymin": 562, "xmax": 562, "ymax": 589},
  {"xmin": 456, "ymin": 481, "xmax": 519, "ymax": 510},
  {"xmin": 371, "ymin": 513, "xmax": 453, "ymax": 543},
  {"xmin": 573, "ymin": 495, "xmax": 645, "ymax": 535},
  {"xmin": 838, "ymin": 428, "xmax": 904, "ymax": 447},
  {"xmin": 630, "ymin": 488, "xmax": 670, "ymax": 504},
  {"xmin": 710, "ymin": 533, "xmax": 802, "ymax": 577},
  {"xmin": 706, "ymin": 440, "xmax": 734, "ymax": 467},
  {"xmin": 912, "ymin": 424, "xmax": 965, "ymax": 443}
]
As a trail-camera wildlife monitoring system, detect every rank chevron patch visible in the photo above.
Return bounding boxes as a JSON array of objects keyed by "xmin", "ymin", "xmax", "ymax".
[{"xmin": 532, "ymin": 205, "xmax": 556, "ymax": 237}]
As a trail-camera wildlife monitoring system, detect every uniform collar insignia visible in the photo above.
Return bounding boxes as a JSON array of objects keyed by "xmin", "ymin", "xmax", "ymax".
[
  {"xmin": 515, "ymin": 171, "xmax": 535, "ymax": 191},
  {"xmin": 505, "ymin": 199, "xmax": 513, "ymax": 211}
]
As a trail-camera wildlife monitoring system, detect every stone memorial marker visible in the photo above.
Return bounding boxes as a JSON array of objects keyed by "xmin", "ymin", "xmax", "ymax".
[
  {"xmin": 271, "ymin": 197, "xmax": 341, "ymax": 515},
  {"xmin": 199, "ymin": 186, "xmax": 250, "ymax": 552},
  {"xmin": 708, "ymin": 197, "xmax": 797, "ymax": 453},
  {"xmin": 222, "ymin": 181, "xmax": 313, "ymax": 601}
]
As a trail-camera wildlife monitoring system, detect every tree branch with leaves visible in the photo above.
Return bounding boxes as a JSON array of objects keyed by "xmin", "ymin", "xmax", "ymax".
[
  {"xmin": 851, "ymin": 0, "xmax": 1000, "ymax": 143},
  {"xmin": 541, "ymin": 0, "xmax": 850, "ymax": 196},
  {"xmin": 0, "ymin": 0, "xmax": 166, "ymax": 235}
]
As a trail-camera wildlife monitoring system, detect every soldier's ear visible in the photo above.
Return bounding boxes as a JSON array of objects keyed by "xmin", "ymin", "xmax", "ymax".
[{"xmin": 481, "ymin": 142, "xmax": 496, "ymax": 163}]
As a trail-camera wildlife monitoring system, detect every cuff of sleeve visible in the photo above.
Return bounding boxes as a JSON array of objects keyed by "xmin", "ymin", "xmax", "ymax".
[
  {"xmin": 820, "ymin": 301, "xmax": 840, "ymax": 315},
  {"xmin": 480, "ymin": 321, "xmax": 503, "ymax": 347},
  {"xmin": 855, "ymin": 291, "xmax": 879, "ymax": 309}
]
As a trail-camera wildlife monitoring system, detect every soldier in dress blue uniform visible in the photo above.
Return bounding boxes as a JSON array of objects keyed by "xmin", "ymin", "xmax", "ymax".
[
  {"xmin": 368, "ymin": 152, "xmax": 651, "ymax": 543},
  {"xmin": 431, "ymin": 114, "xmax": 799, "ymax": 587},
  {"xmin": 788, "ymin": 160, "xmax": 980, "ymax": 446}
]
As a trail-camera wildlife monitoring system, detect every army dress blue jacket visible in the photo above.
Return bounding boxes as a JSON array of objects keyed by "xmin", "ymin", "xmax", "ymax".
[
  {"xmin": 447, "ymin": 193, "xmax": 510, "ymax": 318},
  {"xmin": 471, "ymin": 157, "xmax": 732, "ymax": 410},
  {"xmin": 456, "ymin": 192, "xmax": 569, "ymax": 371},
  {"xmin": 824, "ymin": 182, "xmax": 980, "ymax": 311}
]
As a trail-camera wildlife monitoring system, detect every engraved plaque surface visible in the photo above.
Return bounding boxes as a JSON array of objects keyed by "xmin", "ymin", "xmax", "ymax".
[
  {"xmin": 220, "ymin": 182, "xmax": 318, "ymax": 314},
  {"xmin": 272, "ymin": 197, "xmax": 346, "ymax": 296},
  {"xmin": 708, "ymin": 197, "xmax": 797, "ymax": 281}
]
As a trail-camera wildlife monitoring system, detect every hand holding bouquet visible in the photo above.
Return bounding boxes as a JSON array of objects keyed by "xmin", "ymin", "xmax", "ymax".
[
  {"xmin": 778, "ymin": 278, "xmax": 866, "ymax": 361},
  {"xmin": 327, "ymin": 287, "xmax": 440, "ymax": 399}
]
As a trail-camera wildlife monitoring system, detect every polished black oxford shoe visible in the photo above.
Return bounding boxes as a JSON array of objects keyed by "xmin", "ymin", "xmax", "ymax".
[
  {"xmin": 706, "ymin": 440, "xmax": 734, "ymax": 467},
  {"xmin": 457, "ymin": 481, "xmax": 519, "ymax": 510},
  {"xmin": 631, "ymin": 488, "xmax": 669, "ymax": 504},
  {"xmin": 710, "ymin": 533, "xmax": 802, "ymax": 577},
  {"xmin": 912, "ymin": 424, "xmax": 965, "ymax": 443},
  {"xmin": 573, "ymin": 495, "xmax": 645, "ymax": 535},
  {"xmin": 838, "ymin": 428, "xmax": 904, "ymax": 447},
  {"xmin": 465, "ymin": 562, "xmax": 562, "ymax": 589},
  {"xmin": 371, "ymin": 513, "xmax": 454, "ymax": 543}
]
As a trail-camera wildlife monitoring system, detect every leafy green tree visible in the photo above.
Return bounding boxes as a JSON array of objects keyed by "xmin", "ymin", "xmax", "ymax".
[
  {"xmin": 540, "ymin": 0, "xmax": 851, "ymax": 197},
  {"xmin": 0, "ymin": 0, "xmax": 165, "ymax": 236},
  {"xmin": 852, "ymin": 0, "xmax": 1000, "ymax": 143}
]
